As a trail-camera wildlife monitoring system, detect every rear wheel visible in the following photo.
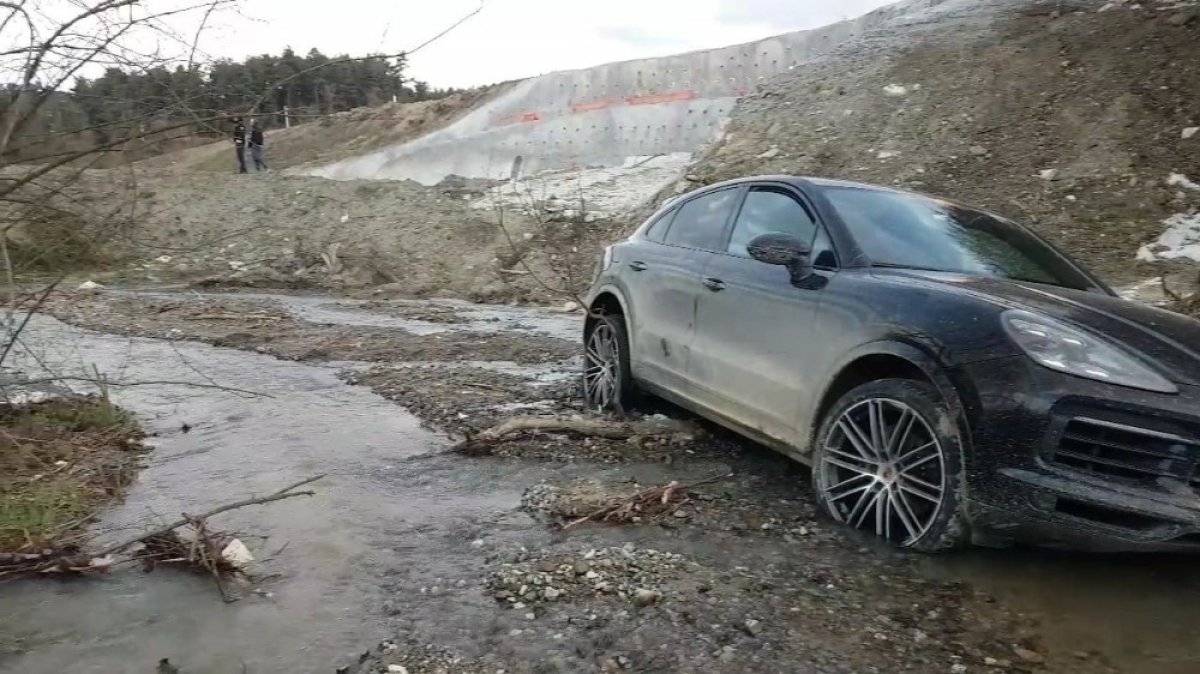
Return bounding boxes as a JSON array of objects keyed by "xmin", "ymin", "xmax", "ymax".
[
  {"xmin": 583, "ymin": 313, "xmax": 635, "ymax": 413},
  {"xmin": 812, "ymin": 379, "xmax": 968, "ymax": 552}
]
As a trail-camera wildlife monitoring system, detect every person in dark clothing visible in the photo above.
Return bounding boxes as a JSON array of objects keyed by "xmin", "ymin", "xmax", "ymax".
[
  {"xmin": 232, "ymin": 117, "xmax": 247, "ymax": 174},
  {"xmin": 248, "ymin": 119, "xmax": 267, "ymax": 172}
]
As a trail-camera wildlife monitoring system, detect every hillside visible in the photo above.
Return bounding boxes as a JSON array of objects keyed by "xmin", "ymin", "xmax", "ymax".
[
  {"xmin": 52, "ymin": 0, "xmax": 1199, "ymax": 308},
  {"xmin": 674, "ymin": 0, "xmax": 1200, "ymax": 286}
]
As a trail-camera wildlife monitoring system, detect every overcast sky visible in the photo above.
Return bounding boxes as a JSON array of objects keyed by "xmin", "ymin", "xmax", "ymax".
[{"xmin": 197, "ymin": 0, "xmax": 897, "ymax": 89}]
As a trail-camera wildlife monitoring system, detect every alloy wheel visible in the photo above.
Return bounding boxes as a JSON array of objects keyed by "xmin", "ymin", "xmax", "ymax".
[
  {"xmin": 584, "ymin": 321, "xmax": 620, "ymax": 410},
  {"xmin": 818, "ymin": 398, "xmax": 947, "ymax": 546}
]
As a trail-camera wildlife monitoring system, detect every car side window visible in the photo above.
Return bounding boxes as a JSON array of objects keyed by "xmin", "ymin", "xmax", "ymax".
[
  {"xmin": 727, "ymin": 187, "xmax": 837, "ymax": 268},
  {"xmin": 662, "ymin": 187, "xmax": 738, "ymax": 251},
  {"xmin": 642, "ymin": 208, "xmax": 675, "ymax": 242},
  {"xmin": 727, "ymin": 188, "xmax": 817, "ymax": 255}
]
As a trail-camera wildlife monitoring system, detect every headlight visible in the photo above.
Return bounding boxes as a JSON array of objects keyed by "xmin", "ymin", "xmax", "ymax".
[{"xmin": 1002, "ymin": 310, "xmax": 1177, "ymax": 393}]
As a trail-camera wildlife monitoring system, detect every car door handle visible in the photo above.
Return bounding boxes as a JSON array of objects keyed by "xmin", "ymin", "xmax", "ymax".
[
  {"xmin": 628, "ymin": 261, "xmax": 648, "ymax": 271},
  {"xmin": 702, "ymin": 277, "xmax": 726, "ymax": 292}
]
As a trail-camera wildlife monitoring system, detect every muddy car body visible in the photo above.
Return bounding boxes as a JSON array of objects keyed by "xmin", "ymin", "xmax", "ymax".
[{"xmin": 583, "ymin": 175, "xmax": 1200, "ymax": 552}]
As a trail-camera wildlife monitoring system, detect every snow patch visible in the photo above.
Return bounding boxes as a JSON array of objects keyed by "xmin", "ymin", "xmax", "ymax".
[
  {"xmin": 1166, "ymin": 173, "xmax": 1200, "ymax": 192},
  {"xmin": 1137, "ymin": 212, "xmax": 1200, "ymax": 263}
]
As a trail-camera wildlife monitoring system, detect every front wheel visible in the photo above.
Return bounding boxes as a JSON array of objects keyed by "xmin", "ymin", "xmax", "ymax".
[
  {"xmin": 811, "ymin": 379, "xmax": 968, "ymax": 553},
  {"xmin": 583, "ymin": 313, "xmax": 635, "ymax": 413}
]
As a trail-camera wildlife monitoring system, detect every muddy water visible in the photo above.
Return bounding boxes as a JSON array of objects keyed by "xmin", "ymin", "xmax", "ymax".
[
  {"xmin": 920, "ymin": 550, "xmax": 1200, "ymax": 673},
  {"xmin": 125, "ymin": 289, "xmax": 583, "ymax": 341},
  {"xmin": 0, "ymin": 315, "xmax": 470, "ymax": 673}
]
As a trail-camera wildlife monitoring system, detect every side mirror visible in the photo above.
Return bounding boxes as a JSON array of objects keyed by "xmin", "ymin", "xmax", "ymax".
[{"xmin": 747, "ymin": 233, "xmax": 813, "ymax": 282}]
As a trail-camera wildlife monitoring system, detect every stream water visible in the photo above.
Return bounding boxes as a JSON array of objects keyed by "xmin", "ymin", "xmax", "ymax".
[
  {"xmin": 0, "ymin": 314, "xmax": 464, "ymax": 672},
  {"xmin": 0, "ymin": 297, "xmax": 1197, "ymax": 673}
]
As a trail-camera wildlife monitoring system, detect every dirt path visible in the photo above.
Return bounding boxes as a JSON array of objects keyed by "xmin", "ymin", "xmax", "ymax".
[{"xmin": 13, "ymin": 290, "xmax": 1200, "ymax": 673}]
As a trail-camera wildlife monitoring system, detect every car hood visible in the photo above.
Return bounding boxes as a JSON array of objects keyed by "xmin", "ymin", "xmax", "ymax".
[{"xmin": 878, "ymin": 270, "xmax": 1200, "ymax": 385}]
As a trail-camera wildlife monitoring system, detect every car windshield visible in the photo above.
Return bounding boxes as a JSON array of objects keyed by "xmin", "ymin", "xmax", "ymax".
[{"xmin": 824, "ymin": 187, "xmax": 1097, "ymax": 290}]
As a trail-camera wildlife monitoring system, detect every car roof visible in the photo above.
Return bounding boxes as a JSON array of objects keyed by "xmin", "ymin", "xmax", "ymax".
[{"xmin": 691, "ymin": 174, "xmax": 908, "ymax": 194}]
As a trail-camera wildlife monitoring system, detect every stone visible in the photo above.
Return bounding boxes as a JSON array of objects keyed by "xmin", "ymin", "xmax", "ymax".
[
  {"xmin": 543, "ymin": 587, "xmax": 561, "ymax": 600},
  {"xmin": 1167, "ymin": 11, "xmax": 1197, "ymax": 27},
  {"xmin": 1013, "ymin": 647, "xmax": 1044, "ymax": 664},
  {"xmin": 756, "ymin": 146, "xmax": 781, "ymax": 159},
  {"xmin": 1184, "ymin": 127, "xmax": 1200, "ymax": 140},
  {"xmin": 743, "ymin": 618, "xmax": 763, "ymax": 637},
  {"xmin": 387, "ymin": 666, "xmax": 409, "ymax": 674},
  {"xmin": 634, "ymin": 588, "xmax": 661, "ymax": 606},
  {"xmin": 969, "ymin": 145, "xmax": 989, "ymax": 156}
]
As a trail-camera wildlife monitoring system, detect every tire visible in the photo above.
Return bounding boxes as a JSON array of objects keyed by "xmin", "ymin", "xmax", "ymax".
[
  {"xmin": 583, "ymin": 312, "xmax": 636, "ymax": 413},
  {"xmin": 811, "ymin": 378, "xmax": 968, "ymax": 553}
]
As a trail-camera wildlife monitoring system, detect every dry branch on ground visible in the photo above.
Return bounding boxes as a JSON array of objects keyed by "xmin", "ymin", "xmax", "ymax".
[
  {"xmin": 0, "ymin": 474, "xmax": 322, "ymax": 598},
  {"xmin": 452, "ymin": 414, "xmax": 698, "ymax": 454},
  {"xmin": 558, "ymin": 475, "xmax": 733, "ymax": 530}
]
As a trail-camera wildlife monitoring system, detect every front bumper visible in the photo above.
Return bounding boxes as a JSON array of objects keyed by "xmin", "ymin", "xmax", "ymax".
[{"xmin": 959, "ymin": 356, "xmax": 1200, "ymax": 552}]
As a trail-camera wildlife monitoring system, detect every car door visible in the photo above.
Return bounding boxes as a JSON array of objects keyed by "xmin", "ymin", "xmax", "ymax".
[
  {"xmin": 621, "ymin": 186, "xmax": 741, "ymax": 395},
  {"xmin": 689, "ymin": 183, "xmax": 838, "ymax": 447}
]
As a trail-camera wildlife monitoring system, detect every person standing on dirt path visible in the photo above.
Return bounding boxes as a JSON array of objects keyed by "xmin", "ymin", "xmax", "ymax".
[
  {"xmin": 249, "ymin": 119, "xmax": 268, "ymax": 172},
  {"xmin": 232, "ymin": 117, "xmax": 247, "ymax": 174}
]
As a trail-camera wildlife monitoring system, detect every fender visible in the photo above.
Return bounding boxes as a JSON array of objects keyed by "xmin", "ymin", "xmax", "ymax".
[
  {"xmin": 806, "ymin": 338, "xmax": 982, "ymax": 453},
  {"xmin": 585, "ymin": 283, "xmax": 634, "ymax": 334}
]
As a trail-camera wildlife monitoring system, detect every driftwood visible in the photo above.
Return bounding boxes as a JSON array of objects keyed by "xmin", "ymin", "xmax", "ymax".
[
  {"xmin": 454, "ymin": 415, "xmax": 695, "ymax": 453},
  {"xmin": 188, "ymin": 312, "xmax": 284, "ymax": 322},
  {"xmin": 0, "ymin": 475, "xmax": 323, "ymax": 590},
  {"xmin": 560, "ymin": 474, "xmax": 732, "ymax": 531}
]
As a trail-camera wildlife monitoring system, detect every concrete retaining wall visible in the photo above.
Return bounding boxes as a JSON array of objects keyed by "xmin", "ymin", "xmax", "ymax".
[{"xmin": 310, "ymin": 0, "xmax": 972, "ymax": 184}]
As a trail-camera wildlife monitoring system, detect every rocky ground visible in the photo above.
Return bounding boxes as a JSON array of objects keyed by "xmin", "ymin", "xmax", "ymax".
[{"xmin": 32, "ymin": 290, "xmax": 1138, "ymax": 673}]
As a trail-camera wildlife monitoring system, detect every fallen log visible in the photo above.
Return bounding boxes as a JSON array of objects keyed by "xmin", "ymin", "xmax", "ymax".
[{"xmin": 452, "ymin": 414, "xmax": 696, "ymax": 453}]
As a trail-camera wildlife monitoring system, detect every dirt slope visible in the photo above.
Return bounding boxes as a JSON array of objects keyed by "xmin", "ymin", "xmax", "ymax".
[
  {"xmin": 674, "ymin": 1, "xmax": 1200, "ymax": 286},
  {"xmin": 99, "ymin": 167, "xmax": 581, "ymax": 302},
  {"xmin": 141, "ymin": 84, "xmax": 510, "ymax": 174}
]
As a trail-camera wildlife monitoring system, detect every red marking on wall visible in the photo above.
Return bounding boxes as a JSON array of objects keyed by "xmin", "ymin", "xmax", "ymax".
[
  {"xmin": 491, "ymin": 89, "xmax": 702, "ymax": 127},
  {"xmin": 570, "ymin": 99, "xmax": 615, "ymax": 114},
  {"xmin": 492, "ymin": 111, "xmax": 542, "ymax": 126},
  {"xmin": 625, "ymin": 90, "xmax": 697, "ymax": 106}
]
